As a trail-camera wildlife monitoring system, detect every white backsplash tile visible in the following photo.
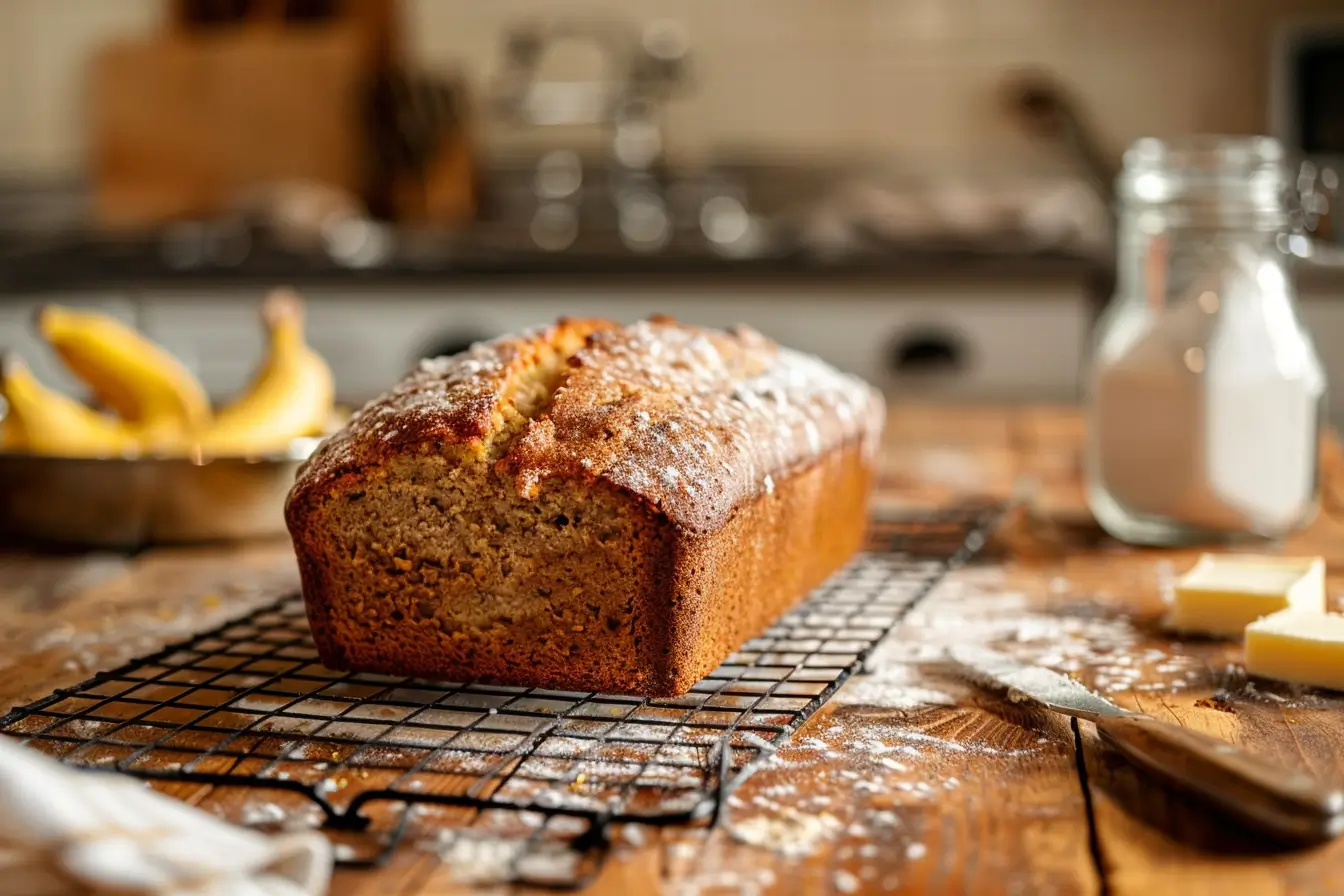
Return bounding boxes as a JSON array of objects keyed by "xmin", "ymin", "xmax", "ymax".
[
  {"xmin": 0, "ymin": 0, "xmax": 1335, "ymax": 176},
  {"xmin": 3, "ymin": 0, "xmax": 162, "ymax": 175}
]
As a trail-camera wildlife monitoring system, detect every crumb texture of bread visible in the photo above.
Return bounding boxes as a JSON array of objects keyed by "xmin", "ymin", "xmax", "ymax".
[{"xmin": 286, "ymin": 316, "xmax": 883, "ymax": 696}]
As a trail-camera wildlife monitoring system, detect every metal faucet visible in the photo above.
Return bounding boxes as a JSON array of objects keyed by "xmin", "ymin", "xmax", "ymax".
[
  {"xmin": 488, "ymin": 16, "xmax": 690, "ymax": 253},
  {"xmin": 489, "ymin": 15, "xmax": 689, "ymax": 173}
]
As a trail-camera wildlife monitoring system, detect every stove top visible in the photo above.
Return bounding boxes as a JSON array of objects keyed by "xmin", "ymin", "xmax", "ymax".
[{"xmin": 0, "ymin": 162, "xmax": 1117, "ymax": 293}]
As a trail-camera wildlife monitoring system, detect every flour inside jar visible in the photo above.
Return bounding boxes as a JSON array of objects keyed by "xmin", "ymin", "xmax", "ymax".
[
  {"xmin": 1091, "ymin": 275, "xmax": 1322, "ymax": 536},
  {"xmin": 1085, "ymin": 135, "xmax": 1326, "ymax": 545}
]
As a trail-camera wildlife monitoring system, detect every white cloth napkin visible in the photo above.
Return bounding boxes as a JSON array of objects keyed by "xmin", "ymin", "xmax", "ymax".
[{"xmin": 0, "ymin": 736, "xmax": 332, "ymax": 896}]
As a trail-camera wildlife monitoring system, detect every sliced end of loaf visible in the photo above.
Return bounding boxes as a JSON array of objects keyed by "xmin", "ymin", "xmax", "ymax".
[{"xmin": 297, "ymin": 450, "xmax": 681, "ymax": 694}]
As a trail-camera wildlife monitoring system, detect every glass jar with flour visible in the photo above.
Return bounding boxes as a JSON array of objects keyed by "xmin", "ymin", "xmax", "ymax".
[{"xmin": 1085, "ymin": 136, "xmax": 1326, "ymax": 545}]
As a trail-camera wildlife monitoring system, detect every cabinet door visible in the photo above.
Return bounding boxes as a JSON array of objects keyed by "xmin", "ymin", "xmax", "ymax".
[{"xmin": 291, "ymin": 279, "xmax": 1091, "ymax": 404}]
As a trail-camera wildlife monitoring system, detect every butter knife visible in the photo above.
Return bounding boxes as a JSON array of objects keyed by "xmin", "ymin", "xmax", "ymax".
[{"xmin": 949, "ymin": 645, "xmax": 1344, "ymax": 842}]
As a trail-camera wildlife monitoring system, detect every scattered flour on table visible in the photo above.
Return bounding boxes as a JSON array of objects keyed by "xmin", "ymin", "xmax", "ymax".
[
  {"xmin": 419, "ymin": 831, "xmax": 579, "ymax": 886},
  {"xmin": 3, "ymin": 573, "xmax": 295, "ymax": 680},
  {"xmin": 239, "ymin": 802, "xmax": 286, "ymax": 826},
  {"xmin": 834, "ymin": 641, "xmax": 958, "ymax": 709},
  {"xmin": 215, "ymin": 799, "xmax": 324, "ymax": 831},
  {"xmin": 709, "ymin": 566, "xmax": 1194, "ymax": 879},
  {"xmin": 425, "ymin": 832, "xmax": 520, "ymax": 884},
  {"xmin": 843, "ymin": 571, "xmax": 1206, "ymax": 700},
  {"xmin": 833, "ymin": 869, "xmax": 861, "ymax": 893},
  {"xmin": 670, "ymin": 864, "xmax": 777, "ymax": 896},
  {"xmin": 728, "ymin": 806, "xmax": 846, "ymax": 859}
]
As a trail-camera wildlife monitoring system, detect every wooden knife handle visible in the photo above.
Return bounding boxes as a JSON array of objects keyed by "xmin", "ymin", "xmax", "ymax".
[{"xmin": 1095, "ymin": 714, "xmax": 1344, "ymax": 843}]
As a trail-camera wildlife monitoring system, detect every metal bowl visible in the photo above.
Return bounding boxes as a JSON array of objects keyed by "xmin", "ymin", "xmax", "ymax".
[{"xmin": 0, "ymin": 439, "xmax": 320, "ymax": 549}]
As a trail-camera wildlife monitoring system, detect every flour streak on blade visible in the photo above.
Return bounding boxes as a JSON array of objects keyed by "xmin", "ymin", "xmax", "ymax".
[{"xmin": 947, "ymin": 645, "xmax": 1132, "ymax": 720}]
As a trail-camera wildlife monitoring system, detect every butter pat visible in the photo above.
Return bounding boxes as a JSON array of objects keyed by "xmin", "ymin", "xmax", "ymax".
[
  {"xmin": 1166, "ymin": 553, "xmax": 1325, "ymax": 637},
  {"xmin": 1245, "ymin": 610, "xmax": 1344, "ymax": 691}
]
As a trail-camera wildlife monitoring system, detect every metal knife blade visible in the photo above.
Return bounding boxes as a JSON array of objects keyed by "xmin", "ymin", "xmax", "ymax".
[{"xmin": 948, "ymin": 645, "xmax": 1135, "ymax": 721}]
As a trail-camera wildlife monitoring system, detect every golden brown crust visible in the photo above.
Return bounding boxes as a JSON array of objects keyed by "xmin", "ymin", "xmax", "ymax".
[
  {"xmin": 287, "ymin": 317, "xmax": 616, "ymax": 502},
  {"xmin": 290, "ymin": 316, "xmax": 883, "ymax": 533}
]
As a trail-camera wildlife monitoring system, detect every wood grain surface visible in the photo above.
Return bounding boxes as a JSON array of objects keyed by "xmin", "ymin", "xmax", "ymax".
[{"xmin": 4, "ymin": 404, "xmax": 1344, "ymax": 895}]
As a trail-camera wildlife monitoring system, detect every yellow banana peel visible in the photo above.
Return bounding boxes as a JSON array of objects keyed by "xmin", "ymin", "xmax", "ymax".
[
  {"xmin": 1, "ymin": 356, "xmax": 143, "ymax": 458},
  {"xmin": 37, "ymin": 305, "xmax": 211, "ymax": 433},
  {"xmin": 1, "ymin": 401, "xmax": 25, "ymax": 451},
  {"xmin": 12, "ymin": 290, "xmax": 336, "ymax": 460},
  {"xmin": 189, "ymin": 289, "xmax": 335, "ymax": 457}
]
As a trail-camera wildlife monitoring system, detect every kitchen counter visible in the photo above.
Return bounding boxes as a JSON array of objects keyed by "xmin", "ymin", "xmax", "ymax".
[
  {"xmin": 0, "ymin": 164, "xmax": 1116, "ymax": 296},
  {"xmin": 5, "ymin": 405, "xmax": 1344, "ymax": 894},
  {"xmin": 0, "ymin": 236, "xmax": 1110, "ymax": 295}
]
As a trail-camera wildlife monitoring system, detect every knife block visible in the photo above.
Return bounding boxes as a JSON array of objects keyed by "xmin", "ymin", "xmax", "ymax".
[
  {"xmin": 90, "ymin": 1, "xmax": 397, "ymax": 229},
  {"xmin": 369, "ymin": 69, "xmax": 477, "ymax": 227}
]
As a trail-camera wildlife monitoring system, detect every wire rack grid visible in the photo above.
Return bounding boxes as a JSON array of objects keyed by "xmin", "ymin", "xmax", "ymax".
[{"xmin": 0, "ymin": 504, "xmax": 1002, "ymax": 887}]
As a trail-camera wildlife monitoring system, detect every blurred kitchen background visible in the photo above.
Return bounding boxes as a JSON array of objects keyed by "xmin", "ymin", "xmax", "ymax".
[{"xmin": 0, "ymin": 0, "xmax": 1342, "ymax": 412}]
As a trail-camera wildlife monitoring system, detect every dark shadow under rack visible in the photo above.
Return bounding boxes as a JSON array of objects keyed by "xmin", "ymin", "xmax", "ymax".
[{"xmin": 0, "ymin": 504, "xmax": 1003, "ymax": 887}]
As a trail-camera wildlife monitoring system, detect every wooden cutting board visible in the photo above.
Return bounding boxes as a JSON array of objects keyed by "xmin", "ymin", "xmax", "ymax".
[{"xmin": 90, "ymin": 24, "xmax": 372, "ymax": 229}]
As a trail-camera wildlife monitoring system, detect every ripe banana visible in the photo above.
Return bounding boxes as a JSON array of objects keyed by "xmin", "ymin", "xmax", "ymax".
[
  {"xmin": 36, "ymin": 305, "xmax": 211, "ymax": 434},
  {"xmin": 1, "ymin": 399, "xmax": 24, "ymax": 451},
  {"xmin": 0, "ymin": 356, "xmax": 142, "ymax": 457},
  {"xmin": 191, "ymin": 289, "xmax": 334, "ymax": 456}
]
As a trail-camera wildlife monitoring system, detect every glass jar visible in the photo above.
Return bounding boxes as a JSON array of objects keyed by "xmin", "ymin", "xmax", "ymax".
[{"xmin": 1085, "ymin": 136, "xmax": 1326, "ymax": 545}]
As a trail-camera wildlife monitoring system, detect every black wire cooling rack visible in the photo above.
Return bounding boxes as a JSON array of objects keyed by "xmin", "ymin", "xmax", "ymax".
[{"xmin": 0, "ymin": 504, "xmax": 1002, "ymax": 887}]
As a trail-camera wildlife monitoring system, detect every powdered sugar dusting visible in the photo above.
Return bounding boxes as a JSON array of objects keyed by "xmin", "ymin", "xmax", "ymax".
[
  {"xmin": 504, "ymin": 318, "xmax": 883, "ymax": 532},
  {"xmin": 292, "ymin": 318, "xmax": 883, "ymax": 533},
  {"xmin": 295, "ymin": 328, "xmax": 531, "ymax": 485}
]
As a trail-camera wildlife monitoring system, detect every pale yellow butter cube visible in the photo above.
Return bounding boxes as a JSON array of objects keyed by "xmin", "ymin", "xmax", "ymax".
[
  {"xmin": 1245, "ymin": 610, "xmax": 1344, "ymax": 691},
  {"xmin": 1166, "ymin": 554, "xmax": 1325, "ymax": 638}
]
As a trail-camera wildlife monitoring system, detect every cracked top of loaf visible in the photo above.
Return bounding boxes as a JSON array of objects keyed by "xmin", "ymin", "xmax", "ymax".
[{"xmin": 289, "ymin": 316, "xmax": 884, "ymax": 533}]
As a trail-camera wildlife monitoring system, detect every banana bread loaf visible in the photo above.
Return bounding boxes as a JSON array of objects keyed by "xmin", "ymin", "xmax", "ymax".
[{"xmin": 285, "ymin": 316, "xmax": 884, "ymax": 696}]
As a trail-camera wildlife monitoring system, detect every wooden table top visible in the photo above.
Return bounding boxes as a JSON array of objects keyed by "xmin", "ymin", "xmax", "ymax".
[{"xmin": 5, "ymin": 404, "xmax": 1344, "ymax": 896}]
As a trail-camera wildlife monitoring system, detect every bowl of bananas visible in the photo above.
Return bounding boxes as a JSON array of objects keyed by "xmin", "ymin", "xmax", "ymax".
[{"xmin": 0, "ymin": 289, "xmax": 343, "ymax": 548}]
